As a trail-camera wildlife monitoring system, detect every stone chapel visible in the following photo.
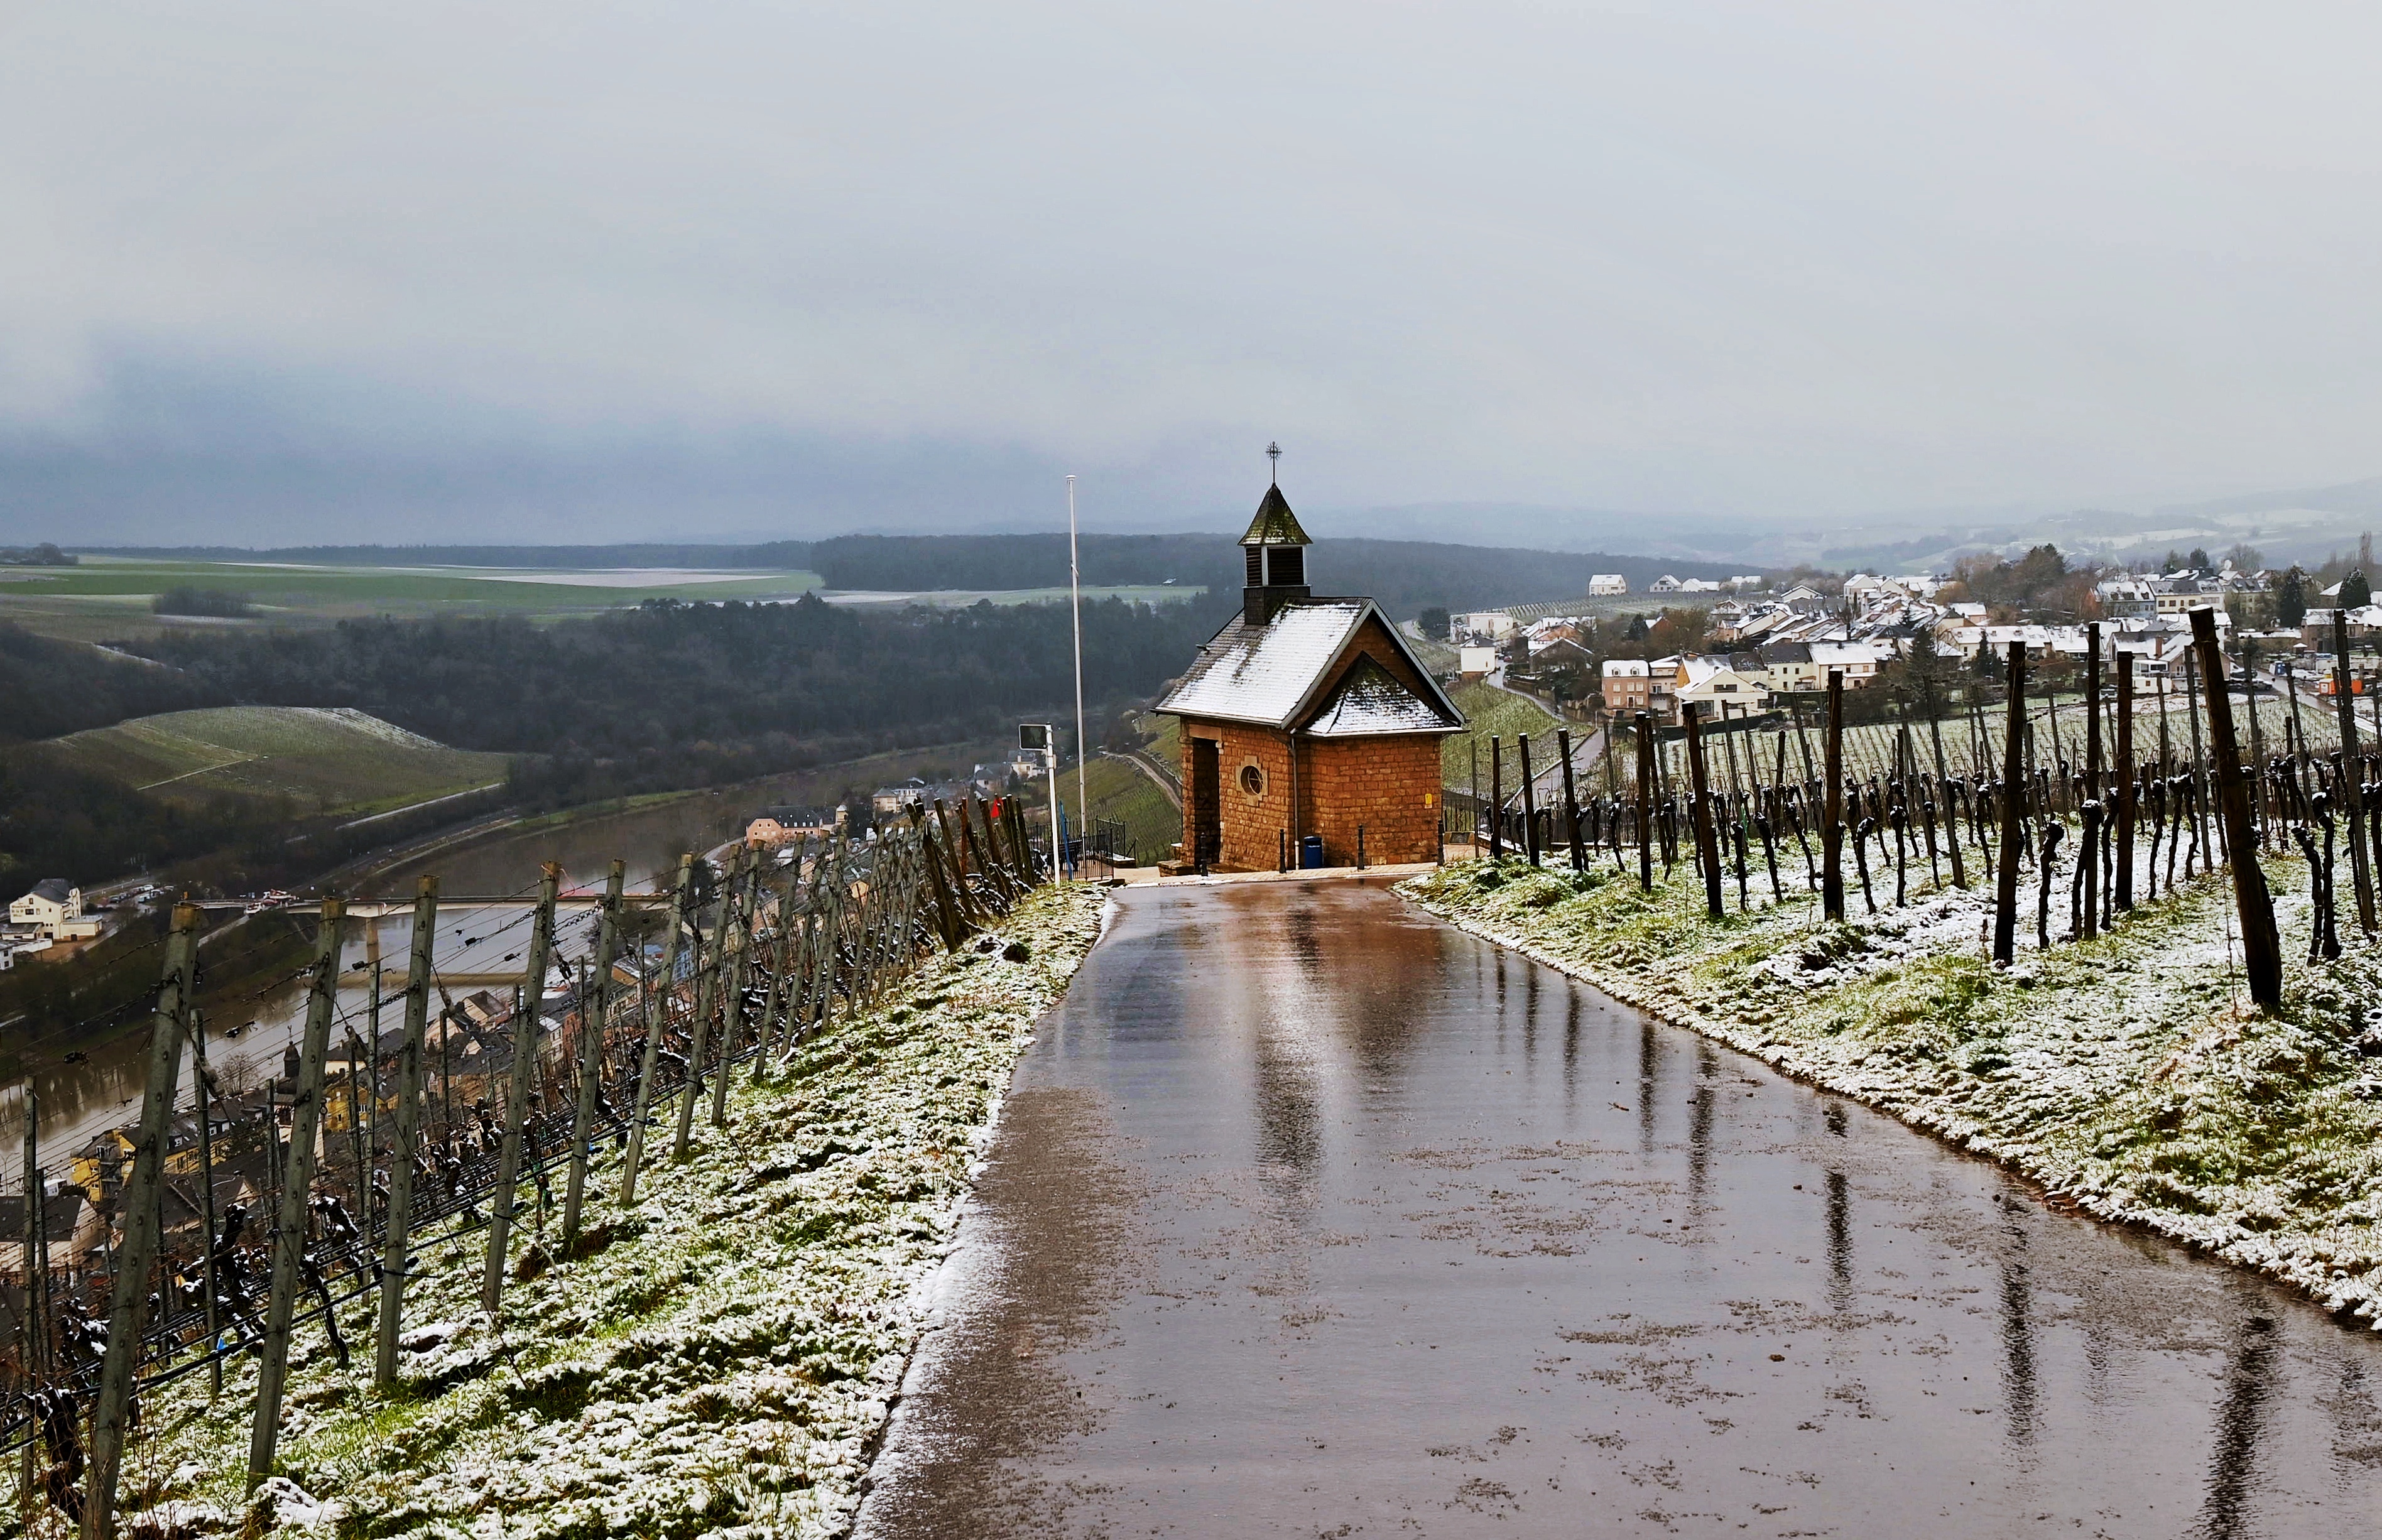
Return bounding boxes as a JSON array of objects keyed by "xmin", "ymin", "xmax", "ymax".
[{"xmin": 1156, "ymin": 479, "xmax": 1464, "ymax": 870}]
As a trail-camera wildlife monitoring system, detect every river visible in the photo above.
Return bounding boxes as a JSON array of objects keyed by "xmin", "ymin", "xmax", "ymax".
[{"xmin": 2, "ymin": 791, "xmax": 749, "ymax": 1185}]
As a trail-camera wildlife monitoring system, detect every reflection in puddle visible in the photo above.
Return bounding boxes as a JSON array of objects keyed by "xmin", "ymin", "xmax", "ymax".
[
  {"xmin": 2200, "ymin": 1309, "xmax": 2280, "ymax": 1539},
  {"xmin": 864, "ymin": 881, "xmax": 2382, "ymax": 1539},
  {"xmin": 2000, "ymin": 1218, "xmax": 2038, "ymax": 1449}
]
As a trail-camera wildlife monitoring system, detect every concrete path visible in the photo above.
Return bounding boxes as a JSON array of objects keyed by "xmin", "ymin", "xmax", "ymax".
[{"xmin": 856, "ymin": 879, "xmax": 2382, "ymax": 1538}]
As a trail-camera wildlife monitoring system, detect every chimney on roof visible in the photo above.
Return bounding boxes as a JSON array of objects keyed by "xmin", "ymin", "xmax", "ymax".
[{"xmin": 1239, "ymin": 477, "xmax": 1313, "ymax": 626}]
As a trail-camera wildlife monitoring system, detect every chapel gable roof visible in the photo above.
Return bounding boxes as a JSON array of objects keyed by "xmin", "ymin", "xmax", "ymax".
[
  {"xmin": 1304, "ymin": 657, "xmax": 1462, "ymax": 737},
  {"xmin": 1156, "ymin": 598, "xmax": 1464, "ymax": 732}
]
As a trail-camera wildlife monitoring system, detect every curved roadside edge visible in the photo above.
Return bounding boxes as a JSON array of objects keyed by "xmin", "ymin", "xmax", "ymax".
[{"xmin": 1399, "ymin": 862, "xmax": 2382, "ymax": 1335}]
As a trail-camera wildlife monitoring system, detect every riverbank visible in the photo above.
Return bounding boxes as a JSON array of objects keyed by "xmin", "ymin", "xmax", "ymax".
[
  {"xmin": 124, "ymin": 883, "xmax": 1108, "ymax": 1540},
  {"xmin": 1401, "ymin": 854, "xmax": 2382, "ymax": 1329}
]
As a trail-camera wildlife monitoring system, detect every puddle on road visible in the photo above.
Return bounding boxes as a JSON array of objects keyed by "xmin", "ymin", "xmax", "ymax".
[{"xmin": 859, "ymin": 880, "xmax": 2382, "ymax": 1539}]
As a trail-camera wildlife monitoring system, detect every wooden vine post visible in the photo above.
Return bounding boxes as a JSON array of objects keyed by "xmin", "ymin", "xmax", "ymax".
[
  {"xmin": 84, "ymin": 904, "xmax": 197, "ymax": 1539},
  {"xmin": 1517, "ymin": 734, "xmax": 1542, "ymax": 865},
  {"xmin": 2193, "ymin": 607, "xmax": 2283, "ymax": 1011},
  {"xmin": 1993, "ymin": 642, "xmax": 2028, "ymax": 965},
  {"xmin": 673, "ymin": 849, "xmax": 731, "ymax": 1161},
  {"xmin": 376, "ymin": 876, "xmax": 438, "ymax": 1386},
  {"xmin": 2116, "ymin": 649, "xmax": 2136, "ymax": 911},
  {"xmin": 620, "ymin": 854, "xmax": 695, "ymax": 1204},
  {"xmin": 1556, "ymin": 727, "xmax": 1585, "ymax": 871},
  {"xmin": 1487, "ymin": 738, "xmax": 1503, "ymax": 860},
  {"xmin": 2081, "ymin": 622, "xmax": 2102, "ymax": 940},
  {"xmin": 1822, "ymin": 670, "xmax": 1846, "ymax": 922},
  {"xmin": 484, "ymin": 863, "xmax": 560, "ymax": 1313},
  {"xmin": 563, "ymin": 862, "xmax": 624, "ymax": 1244},
  {"xmin": 711, "ymin": 848, "xmax": 763, "ymax": 1127},
  {"xmin": 1683, "ymin": 709, "xmax": 1723, "ymax": 918},
  {"xmin": 2334, "ymin": 609, "xmax": 2376, "ymax": 935},
  {"xmin": 249, "ymin": 897, "xmax": 345, "ymax": 1490},
  {"xmin": 1633, "ymin": 713, "xmax": 1655, "ymax": 892}
]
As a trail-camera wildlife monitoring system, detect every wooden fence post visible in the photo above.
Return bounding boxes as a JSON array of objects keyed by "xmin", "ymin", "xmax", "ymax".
[
  {"xmin": 483, "ymin": 864, "xmax": 560, "ymax": 1314},
  {"xmin": 563, "ymin": 862, "xmax": 623, "ymax": 1245},
  {"xmin": 2080, "ymin": 623, "xmax": 2102, "ymax": 940},
  {"xmin": 1557, "ymin": 727, "xmax": 1585, "ymax": 872},
  {"xmin": 82, "ymin": 905, "xmax": 196, "ymax": 1539},
  {"xmin": 375, "ymin": 877, "xmax": 437, "ymax": 1386},
  {"xmin": 711, "ymin": 849, "xmax": 762, "ymax": 1127},
  {"xmin": 249, "ymin": 897, "xmax": 345, "ymax": 1490},
  {"xmin": 2194, "ymin": 609, "xmax": 2283, "ymax": 1010},
  {"xmin": 1683, "ymin": 710, "xmax": 1723, "ymax": 918},
  {"xmin": 2334, "ymin": 610, "xmax": 2376, "ymax": 934},
  {"xmin": 619, "ymin": 855, "xmax": 695, "ymax": 1205},
  {"xmin": 1633, "ymin": 714, "xmax": 1654, "ymax": 891},
  {"xmin": 673, "ymin": 848, "xmax": 732, "ymax": 1161},
  {"xmin": 1517, "ymin": 734, "xmax": 1542, "ymax": 866},
  {"xmin": 751, "ymin": 864, "xmax": 803, "ymax": 1080},
  {"xmin": 2116, "ymin": 652, "xmax": 2136, "ymax": 911},
  {"xmin": 1994, "ymin": 643, "xmax": 2028, "ymax": 964},
  {"xmin": 1823, "ymin": 671, "xmax": 1846, "ymax": 922},
  {"xmin": 1924, "ymin": 695, "xmax": 1962, "ymax": 885}
]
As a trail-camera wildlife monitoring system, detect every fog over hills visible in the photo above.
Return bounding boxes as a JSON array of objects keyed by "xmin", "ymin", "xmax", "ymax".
[{"xmin": 14, "ymin": 7, "xmax": 2382, "ymax": 570}]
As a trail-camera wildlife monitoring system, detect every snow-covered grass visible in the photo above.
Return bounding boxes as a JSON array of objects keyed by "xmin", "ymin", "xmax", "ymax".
[
  {"xmin": 1403, "ymin": 850, "xmax": 2382, "ymax": 1328},
  {"xmin": 117, "ymin": 884, "xmax": 1107, "ymax": 1540}
]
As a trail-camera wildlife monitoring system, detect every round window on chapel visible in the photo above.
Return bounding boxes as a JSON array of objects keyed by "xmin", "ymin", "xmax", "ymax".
[{"xmin": 1239, "ymin": 764, "xmax": 1266, "ymax": 797}]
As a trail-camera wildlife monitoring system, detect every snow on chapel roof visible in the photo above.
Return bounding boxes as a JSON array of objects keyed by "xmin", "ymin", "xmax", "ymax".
[
  {"xmin": 1304, "ymin": 658, "xmax": 1459, "ymax": 737},
  {"xmin": 1157, "ymin": 599, "xmax": 1464, "ymax": 732}
]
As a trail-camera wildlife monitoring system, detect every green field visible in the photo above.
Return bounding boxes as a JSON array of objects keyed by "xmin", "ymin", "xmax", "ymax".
[
  {"xmin": 1442, "ymin": 680, "xmax": 1567, "ymax": 791},
  {"xmin": 41, "ymin": 705, "xmax": 511, "ymax": 818},
  {"xmin": 1070, "ymin": 754, "xmax": 1182, "ymax": 860},
  {"xmin": 0, "ymin": 557, "xmax": 827, "ymax": 642},
  {"xmin": 0, "ymin": 556, "xmax": 1204, "ymax": 643}
]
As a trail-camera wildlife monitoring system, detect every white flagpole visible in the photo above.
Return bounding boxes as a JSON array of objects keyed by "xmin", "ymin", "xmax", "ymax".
[{"xmin": 1069, "ymin": 475, "xmax": 1089, "ymax": 872}]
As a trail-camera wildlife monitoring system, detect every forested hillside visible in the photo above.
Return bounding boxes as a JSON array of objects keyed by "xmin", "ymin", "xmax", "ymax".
[
  {"xmin": 0, "ymin": 624, "xmax": 222, "ymax": 739},
  {"xmin": 133, "ymin": 594, "xmax": 1214, "ymax": 809}
]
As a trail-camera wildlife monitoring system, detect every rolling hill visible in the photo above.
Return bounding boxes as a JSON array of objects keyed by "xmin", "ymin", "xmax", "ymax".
[{"xmin": 40, "ymin": 706, "xmax": 509, "ymax": 819}]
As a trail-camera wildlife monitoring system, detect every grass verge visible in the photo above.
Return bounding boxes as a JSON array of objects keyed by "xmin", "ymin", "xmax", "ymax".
[{"xmin": 117, "ymin": 884, "xmax": 1108, "ymax": 1540}]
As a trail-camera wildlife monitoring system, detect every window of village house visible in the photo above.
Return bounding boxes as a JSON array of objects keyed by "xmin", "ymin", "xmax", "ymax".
[{"xmin": 1239, "ymin": 763, "xmax": 1266, "ymax": 798}]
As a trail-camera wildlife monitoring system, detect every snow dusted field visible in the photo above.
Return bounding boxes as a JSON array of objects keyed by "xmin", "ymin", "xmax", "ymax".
[
  {"xmin": 1403, "ymin": 851, "xmax": 2382, "ymax": 1331},
  {"xmin": 123, "ymin": 884, "xmax": 1107, "ymax": 1540}
]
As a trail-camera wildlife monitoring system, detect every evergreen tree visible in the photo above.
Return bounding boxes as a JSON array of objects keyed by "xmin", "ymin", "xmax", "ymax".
[
  {"xmin": 2278, "ymin": 567, "xmax": 2309, "ymax": 628},
  {"xmin": 2342, "ymin": 568, "xmax": 2371, "ymax": 611}
]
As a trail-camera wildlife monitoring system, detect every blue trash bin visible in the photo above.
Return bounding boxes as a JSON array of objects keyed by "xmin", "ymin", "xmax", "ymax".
[{"xmin": 1301, "ymin": 834, "xmax": 1325, "ymax": 869}]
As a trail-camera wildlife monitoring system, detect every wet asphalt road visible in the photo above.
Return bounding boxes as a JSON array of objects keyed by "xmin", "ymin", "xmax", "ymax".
[{"xmin": 854, "ymin": 880, "xmax": 2382, "ymax": 1539}]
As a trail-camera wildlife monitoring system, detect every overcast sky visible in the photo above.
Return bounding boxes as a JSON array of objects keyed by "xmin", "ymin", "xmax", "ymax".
[{"xmin": 7, "ymin": 3, "xmax": 2382, "ymax": 546}]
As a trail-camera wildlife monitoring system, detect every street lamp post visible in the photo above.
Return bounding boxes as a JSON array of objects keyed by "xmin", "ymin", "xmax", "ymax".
[
  {"xmin": 1021, "ymin": 724, "xmax": 1062, "ymax": 883},
  {"xmin": 1067, "ymin": 475, "xmax": 1089, "ymax": 870}
]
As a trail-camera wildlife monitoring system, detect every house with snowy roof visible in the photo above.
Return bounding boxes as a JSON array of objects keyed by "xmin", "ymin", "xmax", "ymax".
[{"xmin": 1156, "ymin": 475, "xmax": 1465, "ymax": 870}]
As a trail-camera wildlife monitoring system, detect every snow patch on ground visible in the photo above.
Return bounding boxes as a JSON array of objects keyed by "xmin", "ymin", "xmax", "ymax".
[{"xmin": 126, "ymin": 887, "xmax": 1108, "ymax": 1540}]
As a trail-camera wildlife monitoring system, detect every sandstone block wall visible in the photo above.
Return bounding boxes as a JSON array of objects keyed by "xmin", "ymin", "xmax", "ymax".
[{"xmin": 1178, "ymin": 722, "xmax": 1444, "ymax": 870}]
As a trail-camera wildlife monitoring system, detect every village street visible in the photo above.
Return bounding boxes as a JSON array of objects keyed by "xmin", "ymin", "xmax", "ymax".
[{"xmin": 857, "ymin": 879, "xmax": 2382, "ymax": 1539}]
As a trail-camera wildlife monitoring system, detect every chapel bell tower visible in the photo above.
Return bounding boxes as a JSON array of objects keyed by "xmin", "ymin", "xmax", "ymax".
[{"xmin": 1241, "ymin": 442, "xmax": 1313, "ymax": 626}]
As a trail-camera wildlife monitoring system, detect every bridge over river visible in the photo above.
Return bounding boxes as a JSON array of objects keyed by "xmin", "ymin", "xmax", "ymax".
[{"xmin": 858, "ymin": 878, "xmax": 2382, "ymax": 1539}]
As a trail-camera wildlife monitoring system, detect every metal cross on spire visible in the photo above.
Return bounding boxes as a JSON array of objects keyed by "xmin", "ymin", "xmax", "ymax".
[{"xmin": 1266, "ymin": 441, "xmax": 1281, "ymax": 484}]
